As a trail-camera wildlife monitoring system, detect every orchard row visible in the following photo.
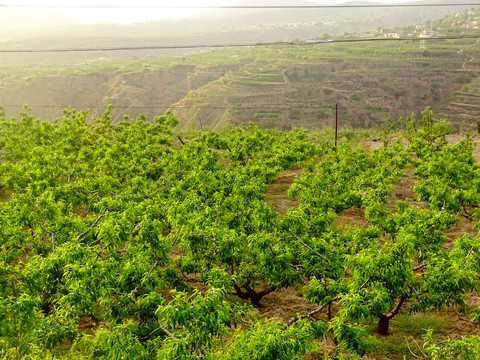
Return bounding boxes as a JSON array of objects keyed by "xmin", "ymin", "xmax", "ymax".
[{"xmin": 1, "ymin": 106, "xmax": 479, "ymax": 359}]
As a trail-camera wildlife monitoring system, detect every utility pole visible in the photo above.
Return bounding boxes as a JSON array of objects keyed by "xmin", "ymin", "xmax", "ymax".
[{"xmin": 335, "ymin": 103, "xmax": 338, "ymax": 147}]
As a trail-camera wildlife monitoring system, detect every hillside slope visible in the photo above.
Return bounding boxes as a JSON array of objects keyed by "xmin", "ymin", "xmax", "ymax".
[{"xmin": 2, "ymin": 38, "xmax": 477, "ymax": 129}]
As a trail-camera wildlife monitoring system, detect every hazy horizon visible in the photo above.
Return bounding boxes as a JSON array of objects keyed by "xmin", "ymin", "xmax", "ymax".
[{"xmin": 1, "ymin": 0, "xmax": 427, "ymax": 24}]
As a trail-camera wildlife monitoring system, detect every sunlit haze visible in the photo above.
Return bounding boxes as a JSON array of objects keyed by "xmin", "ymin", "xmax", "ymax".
[{"xmin": 2, "ymin": 0, "xmax": 420, "ymax": 24}]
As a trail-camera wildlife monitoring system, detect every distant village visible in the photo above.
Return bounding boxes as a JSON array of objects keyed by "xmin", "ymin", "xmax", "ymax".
[
  {"xmin": 381, "ymin": 29, "xmax": 446, "ymax": 39},
  {"xmin": 307, "ymin": 8, "xmax": 480, "ymax": 42},
  {"xmin": 307, "ymin": 29, "xmax": 448, "ymax": 43},
  {"xmin": 378, "ymin": 8, "xmax": 480, "ymax": 39}
]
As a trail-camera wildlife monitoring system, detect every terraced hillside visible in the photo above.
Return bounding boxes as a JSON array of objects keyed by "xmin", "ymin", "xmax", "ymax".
[
  {"xmin": 0, "ymin": 60, "xmax": 241, "ymax": 123},
  {"xmin": 1, "ymin": 38, "xmax": 479, "ymax": 128},
  {"xmin": 168, "ymin": 40, "xmax": 479, "ymax": 128},
  {"xmin": 441, "ymin": 41, "xmax": 480, "ymax": 123}
]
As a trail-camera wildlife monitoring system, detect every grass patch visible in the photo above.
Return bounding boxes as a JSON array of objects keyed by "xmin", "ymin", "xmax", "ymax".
[
  {"xmin": 0, "ymin": 188, "xmax": 12, "ymax": 203},
  {"xmin": 372, "ymin": 314, "xmax": 452, "ymax": 359},
  {"xmin": 393, "ymin": 314, "xmax": 451, "ymax": 336}
]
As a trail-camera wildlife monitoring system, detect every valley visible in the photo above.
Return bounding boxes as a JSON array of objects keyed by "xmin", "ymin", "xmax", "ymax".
[{"xmin": 1, "ymin": 38, "xmax": 478, "ymax": 129}]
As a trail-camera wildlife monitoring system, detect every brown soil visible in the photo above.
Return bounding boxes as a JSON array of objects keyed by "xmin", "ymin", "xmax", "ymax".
[
  {"xmin": 265, "ymin": 168, "xmax": 302, "ymax": 214},
  {"xmin": 77, "ymin": 314, "xmax": 102, "ymax": 330},
  {"xmin": 334, "ymin": 206, "xmax": 367, "ymax": 228},
  {"xmin": 72, "ymin": 205, "xmax": 93, "ymax": 219},
  {"xmin": 0, "ymin": 188, "xmax": 12, "ymax": 203},
  {"xmin": 254, "ymin": 286, "xmax": 314, "ymax": 322}
]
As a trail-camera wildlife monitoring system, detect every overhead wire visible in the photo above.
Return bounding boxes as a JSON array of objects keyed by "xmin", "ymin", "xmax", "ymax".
[
  {"xmin": 0, "ymin": 104, "xmax": 334, "ymax": 110},
  {"xmin": 0, "ymin": 41, "xmax": 294, "ymax": 53},
  {"xmin": 0, "ymin": 35, "xmax": 479, "ymax": 53},
  {"xmin": 2, "ymin": 104, "xmax": 469, "ymax": 127},
  {"xmin": 1, "ymin": 3, "xmax": 480, "ymax": 8},
  {"xmin": 0, "ymin": 1, "xmax": 479, "ymax": 53},
  {"xmin": 0, "ymin": 103, "xmax": 447, "ymax": 112}
]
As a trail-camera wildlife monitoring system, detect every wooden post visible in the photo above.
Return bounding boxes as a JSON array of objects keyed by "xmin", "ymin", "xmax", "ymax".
[{"xmin": 335, "ymin": 103, "xmax": 338, "ymax": 147}]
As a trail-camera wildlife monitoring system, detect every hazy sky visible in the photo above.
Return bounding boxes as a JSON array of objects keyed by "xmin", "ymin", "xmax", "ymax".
[{"xmin": 2, "ymin": 0, "xmax": 426, "ymax": 23}]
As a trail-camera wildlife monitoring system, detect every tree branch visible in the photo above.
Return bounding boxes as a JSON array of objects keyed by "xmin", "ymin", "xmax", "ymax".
[
  {"xmin": 132, "ymin": 260, "xmax": 159, "ymax": 293},
  {"xmin": 403, "ymin": 334, "xmax": 421, "ymax": 358},
  {"xmin": 66, "ymin": 160, "xmax": 79, "ymax": 184},
  {"xmin": 117, "ymin": 243, "xmax": 128, "ymax": 254},
  {"xmin": 70, "ymin": 186, "xmax": 101, "ymax": 197},
  {"xmin": 141, "ymin": 319, "xmax": 207, "ymax": 356},
  {"xmin": 288, "ymin": 228, "xmax": 330, "ymax": 263},
  {"xmin": 240, "ymin": 318, "xmax": 255, "ymax": 326},
  {"xmin": 286, "ymin": 267, "xmax": 377, "ymax": 327},
  {"xmin": 386, "ymin": 297, "xmax": 405, "ymax": 319},
  {"xmin": 94, "ymin": 244, "xmax": 109, "ymax": 263},
  {"xmin": 39, "ymin": 221, "xmax": 55, "ymax": 253},
  {"xmin": 290, "ymin": 264, "xmax": 305, "ymax": 271},
  {"xmin": 359, "ymin": 267, "xmax": 378, "ymax": 290},
  {"xmin": 77, "ymin": 208, "xmax": 107, "ymax": 244},
  {"xmin": 141, "ymin": 319, "xmax": 179, "ymax": 341},
  {"xmin": 233, "ymin": 283, "xmax": 274, "ymax": 306},
  {"xmin": 143, "ymin": 181, "xmax": 167, "ymax": 199},
  {"xmin": 460, "ymin": 202, "xmax": 474, "ymax": 221},
  {"xmin": 412, "ymin": 264, "xmax": 425, "ymax": 271},
  {"xmin": 286, "ymin": 296, "xmax": 338, "ymax": 327},
  {"xmin": 268, "ymin": 244, "xmax": 277, "ymax": 257}
]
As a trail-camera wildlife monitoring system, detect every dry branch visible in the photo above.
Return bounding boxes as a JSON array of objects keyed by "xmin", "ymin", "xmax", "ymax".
[{"xmin": 286, "ymin": 296, "xmax": 338, "ymax": 327}]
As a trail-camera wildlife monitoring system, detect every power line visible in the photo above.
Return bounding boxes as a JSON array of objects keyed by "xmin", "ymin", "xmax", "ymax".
[
  {"xmin": 5, "ymin": 104, "xmax": 473, "ymax": 125},
  {"xmin": 1, "ymin": 104, "xmax": 334, "ymax": 110},
  {"xmin": 0, "ymin": 41, "xmax": 293, "ymax": 53},
  {"xmin": 0, "ymin": 35, "xmax": 478, "ymax": 54},
  {"xmin": 1, "ymin": 3, "xmax": 479, "ymax": 8},
  {"xmin": 0, "ymin": 103, "xmax": 453, "ymax": 113},
  {"xmin": 333, "ymin": 35, "xmax": 480, "ymax": 43}
]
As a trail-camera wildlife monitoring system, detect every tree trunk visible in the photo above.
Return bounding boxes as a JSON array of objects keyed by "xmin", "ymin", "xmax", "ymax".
[
  {"xmin": 376, "ymin": 314, "xmax": 390, "ymax": 335},
  {"xmin": 375, "ymin": 297, "xmax": 405, "ymax": 335},
  {"xmin": 233, "ymin": 283, "xmax": 273, "ymax": 307}
]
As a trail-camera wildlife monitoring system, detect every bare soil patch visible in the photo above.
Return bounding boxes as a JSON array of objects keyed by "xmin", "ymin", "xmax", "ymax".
[
  {"xmin": 0, "ymin": 188, "xmax": 12, "ymax": 203},
  {"xmin": 253, "ymin": 286, "xmax": 314, "ymax": 322},
  {"xmin": 265, "ymin": 168, "xmax": 302, "ymax": 214}
]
